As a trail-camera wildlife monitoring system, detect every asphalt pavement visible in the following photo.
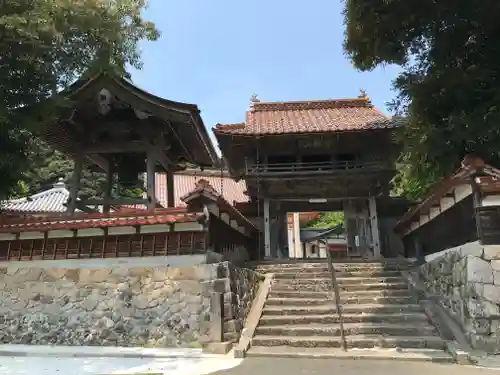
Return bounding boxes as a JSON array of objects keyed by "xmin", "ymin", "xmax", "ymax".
[{"xmin": 211, "ymin": 357, "xmax": 500, "ymax": 375}]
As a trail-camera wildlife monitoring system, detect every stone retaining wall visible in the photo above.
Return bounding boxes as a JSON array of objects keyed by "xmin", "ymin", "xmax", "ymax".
[
  {"xmin": 222, "ymin": 263, "xmax": 263, "ymax": 342},
  {"xmin": 0, "ymin": 258, "xmax": 262, "ymax": 347},
  {"xmin": 417, "ymin": 241, "xmax": 500, "ymax": 352}
]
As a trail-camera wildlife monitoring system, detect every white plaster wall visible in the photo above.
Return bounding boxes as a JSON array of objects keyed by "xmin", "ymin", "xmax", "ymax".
[
  {"xmin": 319, "ymin": 242, "xmax": 328, "ymax": 258},
  {"xmin": 0, "ymin": 255, "xmax": 207, "ymax": 270},
  {"xmin": 482, "ymin": 195, "xmax": 500, "ymax": 207}
]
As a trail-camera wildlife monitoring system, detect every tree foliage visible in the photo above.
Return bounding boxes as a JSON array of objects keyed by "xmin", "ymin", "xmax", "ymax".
[
  {"xmin": 11, "ymin": 137, "xmax": 144, "ymax": 200},
  {"xmin": 0, "ymin": 0, "xmax": 158, "ymax": 199},
  {"xmin": 303, "ymin": 212, "xmax": 345, "ymax": 229},
  {"xmin": 343, "ymin": 0, "xmax": 500, "ymax": 199}
]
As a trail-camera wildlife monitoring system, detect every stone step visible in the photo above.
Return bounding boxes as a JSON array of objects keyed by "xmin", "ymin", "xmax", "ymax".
[
  {"xmin": 266, "ymin": 295, "xmax": 416, "ymax": 306},
  {"xmin": 272, "ymin": 281, "xmax": 409, "ymax": 292},
  {"xmin": 258, "ymin": 312, "xmax": 430, "ymax": 326},
  {"xmin": 268, "ymin": 289, "xmax": 412, "ymax": 300},
  {"xmin": 262, "ymin": 304, "xmax": 423, "ymax": 316},
  {"xmin": 255, "ymin": 323, "xmax": 438, "ymax": 337},
  {"xmin": 251, "ymin": 334, "xmax": 447, "ymax": 350},
  {"xmin": 255, "ymin": 262, "xmax": 414, "ymax": 272},
  {"xmin": 274, "ymin": 276, "xmax": 405, "ymax": 285},
  {"xmin": 273, "ymin": 270, "xmax": 403, "ymax": 278},
  {"xmin": 245, "ymin": 346, "xmax": 454, "ymax": 362}
]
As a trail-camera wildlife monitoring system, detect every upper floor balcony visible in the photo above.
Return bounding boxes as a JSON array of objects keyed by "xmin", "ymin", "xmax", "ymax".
[{"xmin": 244, "ymin": 159, "xmax": 395, "ymax": 178}]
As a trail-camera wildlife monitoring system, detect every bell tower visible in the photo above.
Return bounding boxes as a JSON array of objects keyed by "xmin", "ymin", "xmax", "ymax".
[{"xmin": 40, "ymin": 72, "xmax": 218, "ymax": 214}]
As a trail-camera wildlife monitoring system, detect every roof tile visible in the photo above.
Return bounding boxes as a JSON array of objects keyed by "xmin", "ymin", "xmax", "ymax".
[
  {"xmin": 1, "ymin": 179, "xmax": 71, "ymax": 213},
  {"xmin": 0, "ymin": 207, "xmax": 200, "ymax": 233},
  {"xmin": 155, "ymin": 171, "xmax": 248, "ymax": 207},
  {"xmin": 214, "ymin": 97, "xmax": 396, "ymax": 135}
]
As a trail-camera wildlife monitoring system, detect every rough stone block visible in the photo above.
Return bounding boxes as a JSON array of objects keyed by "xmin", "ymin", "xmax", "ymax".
[
  {"xmin": 473, "ymin": 317, "xmax": 492, "ymax": 335},
  {"xmin": 469, "ymin": 299, "xmax": 500, "ymax": 318},
  {"xmin": 467, "ymin": 257, "xmax": 493, "ymax": 284},
  {"xmin": 470, "ymin": 332, "xmax": 500, "ymax": 353},
  {"xmin": 490, "ymin": 260, "xmax": 500, "ymax": 271},
  {"xmin": 484, "ymin": 245, "xmax": 500, "ymax": 261},
  {"xmin": 460, "ymin": 242, "xmax": 484, "ymax": 258},
  {"xmin": 0, "ymin": 260, "xmax": 261, "ymax": 350},
  {"xmin": 490, "ymin": 319, "xmax": 500, "ymax": 335},
  {"xmin": 203, "ymin": 341, "xmax": 233, "ymax": 354},
  {"xmin": 482, "ymin": 284, "xmax": 500, "ymax": 303}
]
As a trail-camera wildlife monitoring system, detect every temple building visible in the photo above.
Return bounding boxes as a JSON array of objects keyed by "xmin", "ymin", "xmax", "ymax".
[
  {"xmin": 0, "ymin": 79, "xmax": 411, "ymax": 262},
  {"xmin": 214, "ymin": 93, "xmax": 408, "ymax": 259},
  {"xmin": 1, "ymin": 179, "xmax": 74, "ymax": 217},
  {"xmin": 0, "ymin": 72, "xmax": 255, "ymax": 262}
]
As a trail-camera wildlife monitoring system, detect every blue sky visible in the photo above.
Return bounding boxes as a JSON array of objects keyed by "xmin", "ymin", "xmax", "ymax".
[{"xmin": 131, "ymin": 0, "xmax": 401, "ymax": 149}]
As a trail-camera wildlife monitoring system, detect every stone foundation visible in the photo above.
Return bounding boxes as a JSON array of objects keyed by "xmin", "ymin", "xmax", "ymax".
[
  {"xmin": 222, "ymin": 263, "xmax": 263, "ymax": 342},
  {"xmin": 417, "ymin": 241, "xmax": 500, "ymax": 352},
  {"xmin": 0, "ymin": 256, "xmax": 262, "ymax": 347}
]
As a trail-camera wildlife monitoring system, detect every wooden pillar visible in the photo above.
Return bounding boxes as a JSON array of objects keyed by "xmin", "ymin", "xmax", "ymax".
[
  {"xmin": 264, "ymin": 198, "xmax": 271, "ymax": 258},
  {"xmin": 167, "ymin": 169, "xmax": 175, "ymax": 208},
  {"xmin": 414, "ymin": 235, "xmax": 425, "ymax": 265},
  {"xmin": 103, "ymin": 163, "xmax": 113, "ymax": 214},
  {"xmin": 287, "ymin": 213, "xmax": 295, "ymax": 258},
  {"xmin": 368, "ymin": 196, "xmax": 381, "ymax": 259},
  {"xmin": 66, "ymin": 154, "xmax": 83, "ymax": 215},
  {"xmin": 146, "ymin": 150, "xmax": 157, "ymax": 210},
  {"xmin": 293, "ymin": 212, "xmax": 302, "ymax": 258},
  {"xmin": 471, "ymin": 176, "xmax": 483, "ymax": 239}
]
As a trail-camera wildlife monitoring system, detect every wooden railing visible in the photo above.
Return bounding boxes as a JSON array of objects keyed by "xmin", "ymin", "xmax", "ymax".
[
  {"xmin": 245, "ymin": 160, "xmax": 391, "ymax": 175},
  {"xmin": 326, "ymin": 250, "xmax": 347, "ymax": 351}
]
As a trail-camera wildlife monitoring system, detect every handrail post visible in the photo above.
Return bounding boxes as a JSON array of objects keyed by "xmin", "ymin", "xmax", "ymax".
[{"xmin": 327, "ymin": 250, "xmax": 347, "ymax": 351}]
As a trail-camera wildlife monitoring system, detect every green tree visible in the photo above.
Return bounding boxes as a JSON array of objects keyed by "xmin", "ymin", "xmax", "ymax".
[
  {"xmin": 343, "ymin": 0, "xmax": 500, "ymax": 199},
  {"xmin": 303, "ymin": 212, "xmax": 344, "ymax": 229},
  {"xmin": 0, "ymin": 0, "xmax": 159, "ymax": 199},
  {"xmin": 13, "ymin": 137, "xmax": 144, "ymax": 200}
]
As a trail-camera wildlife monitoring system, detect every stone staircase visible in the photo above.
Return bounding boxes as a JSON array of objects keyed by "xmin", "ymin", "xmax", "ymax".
[{"xmin": 246, "ymin": 260, "xmax": 453, "ymax": 361}]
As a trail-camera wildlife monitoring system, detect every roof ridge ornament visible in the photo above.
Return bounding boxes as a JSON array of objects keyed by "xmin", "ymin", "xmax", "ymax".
[
  {"xmin": 53, "ymin": 177, "xmax": 66, "ymax": 188},
  {"xmin": 250, "ymin": 94, "xmax": 260, "ymax": 110},
  {"xmin": 358, "ymin": 89, "xmax": 368, "ymax": 99}
]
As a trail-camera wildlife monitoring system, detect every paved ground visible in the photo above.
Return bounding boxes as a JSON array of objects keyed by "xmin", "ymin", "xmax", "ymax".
[
  {"xmin": 211, "ymin": 358, "xmax": 500, "ymax": 375},
  {"xmin": 0, "ymin": 355, "xmax": 243, "ymax": 375},
  {"xmin": 0, "ymin": 345, "xmax": 243, "ymax": 375}
]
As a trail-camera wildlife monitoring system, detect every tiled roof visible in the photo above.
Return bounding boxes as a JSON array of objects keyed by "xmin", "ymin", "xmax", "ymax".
[
  {"xmin": 214, "ymin": 97, "xmax": 397, "ymax": 136},
  {"xmin": 1, "ymin": 171, "xmax": 248, "ymax": 216},
  {"xmin": 156, "ymin": 170, "xmax": 249, "ymax": 207},
  {"xmin": 181, "ymin": 179, "xmax": 257, "ymax": 232},
  {"xmin": 394, "ymin": 155, "xmax": 500, "ymax": 233},
  {"xmin": 1, "ymin": 179, "xmax": 71, "ymax": 213},
  {"xmin": 0, "ymin": 207, "xmax": 200, "ymax": 233}
]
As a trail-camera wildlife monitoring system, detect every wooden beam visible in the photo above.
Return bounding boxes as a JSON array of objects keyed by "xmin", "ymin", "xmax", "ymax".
[
  {"xmin": 86, "ymin": 154, "xmax": 109, "ymax": 173},
  {"xmin": 78, "ymin": 141, "xmax": 149, "ymax": 154},
  {"xmin": 66, "ymin": 154, "xmax": 83, "ymax": 215},
  {"xmin": 150, "ymin": 147, "xmax": 173, "ymax": 170},
  {"xmin": 167, "ymin": 170, "xmax": 175, "ymax": 208},
  {"xmin": 103, "ymin": 163, "xmax": 114, "ymax": 214},
  {"xmin": 146, "ymin": 150, "xmax": 157, "ymax": 210},
  {"xmin": 76, "ymin": 140, "xmax": 173, "ymax": 156},
  {"xmin": 165, "ymin": 119, "xmax": 196, "ymax": 164},
  {"xmin": 137, "ymin": 129, "xmax": 174, "ymax": 170},
  {"xmin": 264, "ymin": 198, "xmax": 271, "ymax": 258},
  {"xmin": 80, "ymin": 198, "xmax": 149, "ymax": 206}
]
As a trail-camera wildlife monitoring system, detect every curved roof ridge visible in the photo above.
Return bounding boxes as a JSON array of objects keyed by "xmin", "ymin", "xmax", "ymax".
[
  {"xmin": 250, "ymin": 97, "xmax": 373, "ymax": 111},
  {"xmin": 214, "ymin": 96, "xmax": 397, "ymax": 136}
]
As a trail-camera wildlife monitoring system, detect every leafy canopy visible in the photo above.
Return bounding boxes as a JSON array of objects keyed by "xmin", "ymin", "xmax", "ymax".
[
  {"xmin": 344, "ymin": 0, "xmax": 500, "ymax": 199},
  {"xmin": 15, "ymin": 138, "xmax": 144, "ymax": 201},
  {"xmin": 303, "ymin": 212, "xmax": 344, "ymax": 229},
  {"xmin": 0, "ymin": 0, "xmax": 158, "ymax": 199}
]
